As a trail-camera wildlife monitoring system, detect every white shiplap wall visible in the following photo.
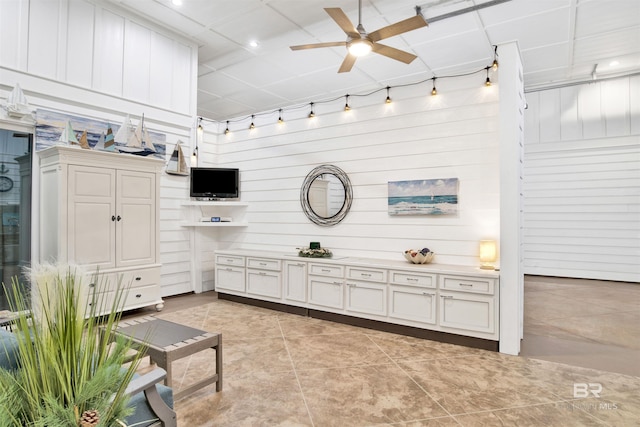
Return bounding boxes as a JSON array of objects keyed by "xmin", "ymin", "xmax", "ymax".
[
  {"xmin": 197, "ymin": 74, "xmax": 502, "ymax": 283},
  {"xmin": 0, "ymin": 0, "xmax": 198, "ymax": 296},
  {"xmin": 523, "ymin": 76, "xmax": 640, "ymax": 283}
]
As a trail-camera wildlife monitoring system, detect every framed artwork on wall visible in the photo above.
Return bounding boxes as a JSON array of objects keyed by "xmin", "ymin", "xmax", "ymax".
[{"xmin": 388, "ymin": 178, "xmax": 458, "ymax": 215}]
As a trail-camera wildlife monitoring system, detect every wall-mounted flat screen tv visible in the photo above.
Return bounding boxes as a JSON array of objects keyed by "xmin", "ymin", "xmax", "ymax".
[{"xmin": 190, "ymin": 167, "xmax": 239, "ymax": 199}]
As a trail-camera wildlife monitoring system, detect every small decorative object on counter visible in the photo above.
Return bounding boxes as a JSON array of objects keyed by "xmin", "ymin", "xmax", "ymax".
[
  {"xmin": 403, "ymin": 248, "xmax": 435, "ymax": 264},
  {"xmin": 298, "ymin": 246, "xmax": 333, "ymax": 258}
]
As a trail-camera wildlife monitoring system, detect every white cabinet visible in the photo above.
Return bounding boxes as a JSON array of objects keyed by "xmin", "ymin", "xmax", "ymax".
[
  {"xmin": 284, "ymin": 261, "xmax": 307, "ymax": 304},
  {"xmin": 214, "ymin": 250, "xmax": 500, "ymax": 344},
  {"xmin": 214, "ymin": 254, "xmax": 245, "ymax": 294},
  {"xmin": 39, "ymin": 146, "xmax": 163, "ymax": 312},
  {"xmin": 246, "ymin": 257, "xmax": 281, "ymax": 300},
  {"xmin": 345, "ymin": 266, "xmax": 387, "ymax": 318},
  {"xmin": 388, "ymin": 269, "xmax": 438, "ymax": 326},
  {"xmin": 438, "ymin": 274, "xmax": 498, "ymax": 337}
]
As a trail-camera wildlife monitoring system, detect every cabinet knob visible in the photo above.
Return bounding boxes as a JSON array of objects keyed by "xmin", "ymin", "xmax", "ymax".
[
  {"xmin": 135, "ymin": 294, "xmax": 142, "ymax": 298},
  {"xmin": 88, "ymin": 283, "xmax": 95, "ymax": 288},
  {"xmin": 135, "ymin": 277, "xmax": 142, "ymax": 281},
  {"xmin": 117, "ymin": 215, "xmax": 122, "ymax": 221},
  {"xmin": 111, "ymin": 215, "xmax": 116, "ymax": 221}
]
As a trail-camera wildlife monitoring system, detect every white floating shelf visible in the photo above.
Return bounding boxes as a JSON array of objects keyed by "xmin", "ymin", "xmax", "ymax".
[{"xmin": 182, "ymin": 222, "xmax": 249, "ymax": 227}]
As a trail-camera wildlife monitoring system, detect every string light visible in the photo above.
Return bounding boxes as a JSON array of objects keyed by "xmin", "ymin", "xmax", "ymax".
[
  {"xmin": 492, "ymin": 45, "xmax": 499, "ymax": 70},
  {"xmin": 213, "ymin": 47, "xmax": 500, "ymax": 133}
]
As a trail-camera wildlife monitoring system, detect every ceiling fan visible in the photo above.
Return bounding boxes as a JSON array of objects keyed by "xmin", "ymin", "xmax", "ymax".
[{"xmin": 290, "ymin": 0, "xmax": 428, "ymax": 73}]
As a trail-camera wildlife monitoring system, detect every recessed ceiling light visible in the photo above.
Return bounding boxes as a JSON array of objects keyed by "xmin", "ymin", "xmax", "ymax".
[
  {"xmin": 172, "ymin": 0, "xmax": 182, "ymax": 6},
  {"xmin": 609, "ymin": 60, "xmax": 620, "ymax": 67}
]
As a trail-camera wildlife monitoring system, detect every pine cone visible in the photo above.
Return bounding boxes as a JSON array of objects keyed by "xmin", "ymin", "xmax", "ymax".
[{"xmin": 79, "ymin": 409, "xmax": 100, "ymax": 427}]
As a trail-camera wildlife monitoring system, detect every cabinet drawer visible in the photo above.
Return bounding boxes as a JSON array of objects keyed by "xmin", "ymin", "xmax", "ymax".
[
  {"xmin": 388, "ymin": 285, "xmax": 436, "ymax": 325},
  {"xmin": 247, "ymin": 269, "xmax": 281, "ymax": 299},
  {"xmin": 247, "ymin": 257, "xmax": 281, "ymax": 271},
  {"xmin": 439, "ymin": 291, "xmax": 495, "ymax": 334},
  {"xmin": 216, "ymin": 254, "xmax": 245, "ymax": 267},
  {"xmin": 345, "ymin": 281, "xmax": 386, "ymax": 316},
  {"xmin": 308, "ymin": 276, "xmax": 344, "ymax": 309},
  {"xmin": 121, "ymin": 267, "xmax": 161, "ymax": 289},
  {"xmin": 389, "ymin": 270, "xmax": 436, "ymax": 288},
  {"xmin": 440, "ymin": 275, "xmax": 495, "ymax": 295},
  {"xmin": 123, "ymin": 284, "xmax": 161, "ymax": 308},
  {"xmin": 309, "ymin": 263, "xmax": 344, "ymax": 278},
  {"xmin": 346, "ymin": 266, "xmax": 387, "ymax": 283},
  {"xmin": 215, "ymin": 266, "xmax": 246, "ymax": 292}
]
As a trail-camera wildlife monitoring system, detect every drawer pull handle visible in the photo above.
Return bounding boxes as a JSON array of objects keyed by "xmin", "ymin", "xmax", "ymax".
[
  {"xmin": 259, "ymin": 262, "xmax": 267, "ymax": 266},
  {"xmin": 422, "ymin": 292, "xmax": 432, "ymax": 296},
  {"xmin": 135, "ymin": 294, "xmax": 142, "ymax": 298},
  {"xmin": 441, "ymin": 295, "xmax": 453, "ymax": 299},
  {"xmin": 259, "ymin": 272, "xmax": 266, "ymax": 276},
  {"xmin": 135, "ymin": 277, "xmax": 142, "ymax": 281},
  {"xmin": 227, "ymin": 259, "xmax": 234, "ymax": 263},
  {"xmin": 321, "ymin": 269, "xmax": 331, "ymax": 273},
  {"xmin": 406, "ymin": 278, "xmax": 418, "ymax": 282},
  {"xmin": 333, "ymin": 282, "xmax": 342, "ymax": 286},
  {"xmin": 361, "ymin": 273, "xmax": 371, "ymax": 277},
  {"xmin": 459, "ymin": 283, "xmax": 474, "ymax": 287},
  {"xmin": 226, "ymin": 268, "xmax": 233, "ymax": 271}
]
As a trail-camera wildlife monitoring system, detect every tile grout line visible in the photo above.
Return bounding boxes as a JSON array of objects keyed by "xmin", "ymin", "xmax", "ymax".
[
  {"xmin": 364, "ymin": 334, "xmax": 464, "ymax": 426},
  {"xmin": 277, "ymin": 316, "xmax": 316, "ymax": 427}
]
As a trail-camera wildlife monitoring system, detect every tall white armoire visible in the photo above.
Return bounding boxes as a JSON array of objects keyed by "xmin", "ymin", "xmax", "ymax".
[{"xmin": 38, "ymin": 145, "xmax": 164, "ymax": 312}]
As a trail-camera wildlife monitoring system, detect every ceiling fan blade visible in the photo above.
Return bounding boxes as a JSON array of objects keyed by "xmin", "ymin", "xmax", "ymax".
[
  {"xmin": 371, "ymin": 43, "xmax": 418, "ymax": 64},
  {"xmin": 290, "ymin": 41, "xmax": 347, "ymax": 51},
  {"xmin": 368, "ymin": 15, "xmax": 427, "ymax": 42},
  {"xmin": 324, "ymin": 8, "xmax": 360, "ymax": 38},
  {"xmin": 338, "ymin": 54, "xmax": 357, "ymax": 73}
]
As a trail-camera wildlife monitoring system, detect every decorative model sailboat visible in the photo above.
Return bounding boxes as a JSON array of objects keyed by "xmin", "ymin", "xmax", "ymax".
[
  {"xmin": 3, "ymin": 83, "xmax": 32, "ymax": 118},
  {"xmin": 94, "ymin": 124, "xmax": 116, "ymax": 151},
  {"xmin": 78, "ymin": 130, "xmax": 90, "ymax": 149},
  {"xmin": 117, "ymin": 114, "xmax": 156, "ymax": 156},
  {"xmin": 58, "ymin": 120, "xmax": 79, "ymax": 146},
  {"xmin": 166, "ymin": 140, "xmax": 189, "ymax": 176}
]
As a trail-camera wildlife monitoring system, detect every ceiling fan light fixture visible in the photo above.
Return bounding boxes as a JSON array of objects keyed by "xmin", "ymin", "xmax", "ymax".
[{"xmin": 347, "ymin": 38, "xmax": 373, "ymax": 57}]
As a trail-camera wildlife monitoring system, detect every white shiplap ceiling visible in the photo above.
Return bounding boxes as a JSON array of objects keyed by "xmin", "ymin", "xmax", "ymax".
[{"xmin": 108, "ymin": 0, "xmax": 640, "ymax": 121}]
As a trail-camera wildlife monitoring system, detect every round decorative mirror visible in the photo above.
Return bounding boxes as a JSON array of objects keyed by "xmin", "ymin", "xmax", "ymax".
[{"xmin": 300, "ymin": 165, "xmax": 353, "ymax": 226}]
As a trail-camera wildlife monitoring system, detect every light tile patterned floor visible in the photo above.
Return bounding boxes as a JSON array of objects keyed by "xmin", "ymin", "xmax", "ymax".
[{"xmin": 127, "ymin": 280, "xmax": 640, "ymax": 427}]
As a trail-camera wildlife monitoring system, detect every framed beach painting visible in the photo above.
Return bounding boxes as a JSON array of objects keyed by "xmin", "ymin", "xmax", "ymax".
[{"xmin": 388, "ymin": 178, "xmax": 459, "ymax": 215}]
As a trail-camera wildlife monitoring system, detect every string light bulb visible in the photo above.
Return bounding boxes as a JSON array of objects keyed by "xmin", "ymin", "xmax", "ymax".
[
  {"xmin": 431, "ymin": 77, "xmax": 437, "ymax": 96},
  {"xmin": 492, "ymin": 45, "xmax": 499, "ymax": 70},
  {"xmin": 249, "ymin": 115, "xmax": 255, "ymax": 129},
  {"xmin": 278, "ymin": 109, "xmax": 284, "ymax": 124},
  {"xmin": 344, "ymin": 95, "xmax": 351, "ymax": 111},
  {"xmin": 385, "ymin": 86, "xmax": 392, "ymax": 104},
  {"xmin": 308, "ymin": 102, "xmax": 315, "ymax": 118},
  {"xmin": 224, "ymin": 121, "xmax": 230, "ymax": 134},
  {"xmin": 485, "ymin": 67, "xmax": 492, "ymax": 87}
]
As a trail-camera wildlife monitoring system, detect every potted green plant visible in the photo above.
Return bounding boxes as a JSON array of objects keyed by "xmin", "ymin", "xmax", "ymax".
[{"xmin": 0, "ymin": 264, "xmax": 148, "ymax": 427}]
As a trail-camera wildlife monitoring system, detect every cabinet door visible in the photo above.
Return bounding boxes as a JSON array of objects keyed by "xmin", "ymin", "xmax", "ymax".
[
  {"xmin": 67, "ymin": 165, "xmax": 116, "ymax": 269},
  {"xmin": 116, "ymin": 170, "xmax": 156, "ymax": 267},
  {"xmin": 215, "ymin": 266, "xmax": 245, "ymax": 293},
  {"xmin": 246, "ymin": 269, "xmax": 281, "ymax": 299},
  {"xmin": 389, "ymin": 285, "xmax": 436, "ymax": 325},
  {"xmin": 439, "ymin": 291, "xmax": 495, "ymax": 334},
  {"xmin": 345, "ymin": 281, "xmax": 386, "ymax": 317},
  {"xmin": 284, "ymin": 261, "xmax": 307, "ymax": 303},
  {"xmin": 308, "ymin": 276, "xmax": 344, "ymax": 310}
]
